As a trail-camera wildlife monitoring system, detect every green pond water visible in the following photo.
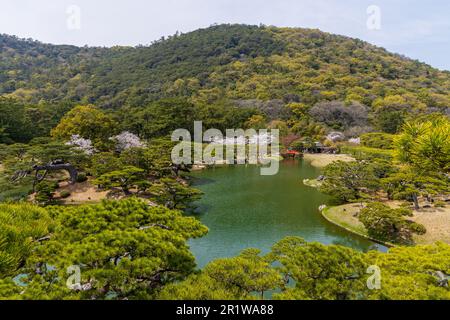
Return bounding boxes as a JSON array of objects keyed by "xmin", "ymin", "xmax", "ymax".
[{"xmin": 189, "ymin": 159, "xmax": 384, "ymax": 268}]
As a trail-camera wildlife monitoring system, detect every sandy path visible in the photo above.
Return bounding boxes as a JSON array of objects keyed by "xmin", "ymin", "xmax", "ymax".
[{"xmin": 57, "ymin": 180, "xmax": 109, "ymax": 204}]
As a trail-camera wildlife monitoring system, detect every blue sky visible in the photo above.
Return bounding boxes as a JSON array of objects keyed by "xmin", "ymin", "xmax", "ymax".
[{"xmin": 1, "ymin": 0, "xmax": 449, "ymax": 70}]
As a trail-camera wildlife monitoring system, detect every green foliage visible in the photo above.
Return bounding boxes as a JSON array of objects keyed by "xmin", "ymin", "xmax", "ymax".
[
  {"xmin": 288, "ymin": 102, "xmax": 310, "ymax": 121},
  {"xmin": 117, "ymin": 99, "xmax": 196, "ymax": 139},
  {"xmin": 158, "ymin": 273, "xmax": 243, "ymax": 300},
  {"xmin": 0, "ymin": 141, "xmax": 86, "ymax": 199},
  {"xmin": 382, "ymin": 169, "xmax": 449, "ymax": 209},
  {"xmin": 0, "ymin": 24, "xmax": 449, "ymax": 301},
  {"xmin": 51, "ymin": 105, "xmax": 117, "ymax": 147},
  {"xmin": 359, "ymin": 202, "xmax": 426, "ymax": 245},
  {"xmin": 1, "ymin": 25, "xmax": 286, "ymax": 107},
  {"xmin": 1, "ymin": 25, "xmax": 448, "ymax": 114},
  {"xmin": 269, "ymin": 237, "xmax": 368, "ymax": 300},
  {"xmin": 244, "ymin": 114, "xmax": 267, "ymax": 130},
  {"xmin": 0, "ymin": 172, "xmax": 33, "ymax": 202},
  {"xmin": 291, "ymin": 121, "xmax": 326, "ymax": 141},
  {"xmin": 160, "ymin": 236, "xmax": 450, "ymax": 301},
  {"xmin": 1, "ymin": 211, "xmax": 449, "ymax": 301},
  {"xmin": 89, "ymin": 152, "xmax": 123, "ymax": 177},
  {"xmin": 372, "ymin": 109, "xmax": 406, "ymax": 134},
  {"xmin": 17, "ymin": 198, "xmax": 208, "ymax": 299},
  {"xmin": 93, "ymin": 166, "xmax": 145, "ymax": 195},
  {"xmin": 59, "ymin": 191, "xmax": 71, "ymax": 199},
  {"xmin": 35, "ymin": 181, "xmax": 58, "ymax": 205},
  {"xmin": 0, "ymin": 203, "xmax": 53, "ymax": 278},
  {"xmin": 148, "ymin": 178, "xmax": 203, "ymax": 210},
  {"xmin": 320, "ymin": 161, "xmax": 380, "ymax": 203},
  {"xmin": 366, "ymin": 243, "xmax": 450, "ymax": 300},
  {"xmin": 0, "ymin": 141, "xmax": 86, "ymax": 175},
  {"xmin": 0, "ymin": 98, "xmax": 74, "ymax": 143},
  {"xmin": 0, "ymin": 185, "xmax": 32, "ymax": 202},
  {"xmin": 119, "ymin": 140, "xmax": 174, "ymax": 178},
  {"xmin": 28, "ymin": 141, "xmax": 87, "ymax": 166},
  {"xmin": 395, "ymin": 116, "xmax": 450, "ymax": 173},
  {"xmin": 290, "ymin": 139, "xmax": 305, "ymax": 152},
  {"xmin": 340, "ymin": 145, "xmax": 394, "ymax": 161},
  {"xmin": 360, "ymin": 132, "xmax": 395, "ymax": 150},
  {"xmin": 159, "ymin": 248, "xmax": 282, "ymax": 300},
  {"xmin": 268, "ymin": 120, "xmax": 289, "ymax": 137},
  {"xmin": 75, "ymin": 173, "xmax": 87, "ymax": 183},
  {"xmin": 2, "ymin": 143, "xmax": 30, "ymax": 160}
]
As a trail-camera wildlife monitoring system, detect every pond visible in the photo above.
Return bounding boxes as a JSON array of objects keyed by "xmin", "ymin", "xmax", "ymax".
[{"xmin": 189, "ymin": 159, "xmax": 384, "ymax": 268}]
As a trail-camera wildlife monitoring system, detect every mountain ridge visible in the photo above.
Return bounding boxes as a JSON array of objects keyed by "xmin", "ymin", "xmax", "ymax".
[{"xmin": 1, "ymin": 24, "xmax": 449, "ymax": 110}]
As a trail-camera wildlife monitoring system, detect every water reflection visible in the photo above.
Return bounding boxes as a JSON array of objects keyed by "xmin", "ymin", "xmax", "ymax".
[{"xmin": 189, "ymin": 160, "xmax": 382, "ymax": 267}]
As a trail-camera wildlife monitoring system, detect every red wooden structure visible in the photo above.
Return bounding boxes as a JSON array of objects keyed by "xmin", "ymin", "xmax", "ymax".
[{"xmin": 282, "ymin": 150, "xmax": 302, "ymax": 158}]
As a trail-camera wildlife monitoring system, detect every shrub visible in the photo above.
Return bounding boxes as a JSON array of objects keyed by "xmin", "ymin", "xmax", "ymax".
[
  {"xmin": 340, "ymin": 145, "xmax": 394, "ymax": 161},
  {"xmin": 35, "ymin": 181, "xmax": 58, "ymax": 205},
  {"xmin": 76, "ymin": 173, "xmax": 87, "ymax": 183},
  {"xmin": 59, "ymin": 190, "xmax": 71, "ymax": 199},
  {"xmin": 290, "ymin": 140, "xmax": 304, "ymax": 151},
  {"xmin": 360, "ymin": 132, "xmax": 396, "ymax": 149},
  {"xmin": 434, "ymin": 201, "xmax": 446, "ymax": 208}
]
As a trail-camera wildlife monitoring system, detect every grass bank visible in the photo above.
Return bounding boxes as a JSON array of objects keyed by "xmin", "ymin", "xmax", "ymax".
[
  {"xmin": 322, "ymin": 202, "xmax": 450, "ymax": 246},
  {"xmin": 321, "ymin": 204, "xmax": 394, "ymax": 247},
  {"xmin": 303, "ymin": 153, "xmax": 355, "ymax": 168}
]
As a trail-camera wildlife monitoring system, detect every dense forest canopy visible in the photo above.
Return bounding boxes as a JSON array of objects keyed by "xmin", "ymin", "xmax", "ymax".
[
  {"xmin": 1, "ymin": 24, "xmax": 449, "ymax": 110},
  {"xmin": 1, "ymin": 24, "xmax": 449, "ymax": 147}
]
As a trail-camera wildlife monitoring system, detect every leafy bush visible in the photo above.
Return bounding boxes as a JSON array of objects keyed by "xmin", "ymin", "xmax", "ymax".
[
  {"xmin": 59, "ymin": 191, "xmax": 71, "ymax": 199},
  {"xmin": 290, "ymin": 140, "xmax": 305, "ymax": 151},
  {"xmin": 76, "ymin": 173, "xmax": 87, "ymax": 183},
  {"xmin": 340, "ymin": 145, "xmax": 394, "ymax": 161},
  {"xmin": 34, "ymin": 181, "xmax": 58, "ymax": 205},
  {"xmin": 360, "ymin": 132, "xmax": 395, "ymax": 149}
]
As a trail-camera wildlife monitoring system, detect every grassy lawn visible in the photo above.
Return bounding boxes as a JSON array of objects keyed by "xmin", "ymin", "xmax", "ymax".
[
  {"xmin": 303, "ymin": 153, "xmax": 355, "ymax": 168},
  {"xmin": 323, "ymin": 202, "xmax": 450, "ymax": 246},
  {"xmin": 322, "ymin": 204, "xmax": 369, "ymax": 237}
]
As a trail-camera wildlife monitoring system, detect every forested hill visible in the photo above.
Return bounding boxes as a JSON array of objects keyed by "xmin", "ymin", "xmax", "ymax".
[{"xmin": 1, "ymin": 24, "xmax": 449, "ymax": 110}]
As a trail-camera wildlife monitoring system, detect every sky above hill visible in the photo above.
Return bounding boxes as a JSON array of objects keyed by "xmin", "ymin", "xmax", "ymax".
[{"xmin": 1, "ymin": 0, "xmax": 449, "ymax": 70}]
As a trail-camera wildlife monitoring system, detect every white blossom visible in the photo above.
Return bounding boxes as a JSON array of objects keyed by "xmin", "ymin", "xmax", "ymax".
[
  {"xmin": 348, "ymin": 137, "xmax": 361, "ymax": 144},
  {"xmin": 326, "ymin": 132, "xmax": 345, "ymax": 142},
  {"xmin": 66, "ymin": 134, "xmax": 96, "ymax": 155},
  {"xmin": 110, "ymin": 131, "xmax": 146, "ymax": 152},
  {"xmin": 211, "ymin": 133, "xmax": 276, "ymax": 146}
]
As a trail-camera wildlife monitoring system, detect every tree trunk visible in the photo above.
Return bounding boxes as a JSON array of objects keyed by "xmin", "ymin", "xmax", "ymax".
[
  {"xmin": 412, "ymin": 194, "xmax": 420, "ymax": 210},
  {"xmin": 33, "ymin": 163, "xmax": 78, "ymax": 184}
]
